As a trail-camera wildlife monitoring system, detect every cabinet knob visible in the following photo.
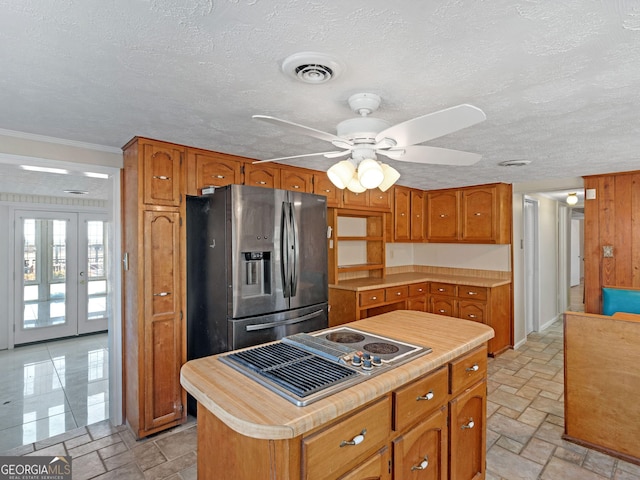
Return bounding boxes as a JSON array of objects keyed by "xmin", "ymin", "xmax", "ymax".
[
  {"xmin": 438, "ymin": 288, "xmax": 445, "ymax": 292},
  {"xmin": 411, "ymin": 456, "xmax": 429, "ymax": 471},
  {"xmin": 467, "ymin": 291, "xmax": 478, "ymax": 295},
  {"xmin": 474, "ymin": 212, "xmax": 482, "ymax": 216},
  {"xmin": 340, "ymin": 429, "xmax": 366, "ymax": 447},
  {"xmin": 439, "ymin": 214, "xmax": 447, "ymax": 218},
  {"xmin": 371, "ymin": 296, "xmax": 377, "ymax": 300},
  {"xmin": 153, "ymin": 175, "xmax": 171, "ymax": 180},
  {"xmin": 257, "ymin": 181, "xmax": 267, "ymax": 185},
  {"xmin": 461, "ymin": 418, "xmax": 475, "ymax": 430},
  {"xmin": 153, "ymin": 292, "xmax": 171, "ymax": 297},
  {"xmin": 396, "ymin": 292, "xmax": 401, "ymax": 296},
  {"xmin": 292, "ymin": 185, "xmax": 300, "ymax": 189},
  {"xmin": 417, "ymin": 390, "xmax": 434, "ymax": 401},
  {"xmin": 468, "ymin": 314, "xmax": 478, "ymax": 319},
  {"xmin": 438, "ymin": 309, "xmax": 446, "ymax": 313},
  {"xmin": 417, "ymin": 288, "xmax": 423, "ymax": 292},
  {"xmin": 324, "ymin": 189, "xmax": 331, "ymax": 193},
  {"xmin": 465, "ymin": 364, "xmax": 479, "ymax": 372},
  {"xmin": 212, "ymin": 174, "xmax": 225, "ymax": 179}
]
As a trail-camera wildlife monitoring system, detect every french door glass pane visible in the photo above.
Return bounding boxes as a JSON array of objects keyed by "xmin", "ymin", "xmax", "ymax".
[
  {"xmin": 86, "ymin": 221, "xmax": 107, "ymax": 322},
  {"xmin": 22, "ymin": 219, "xmax": 68, "ymax": 329}
]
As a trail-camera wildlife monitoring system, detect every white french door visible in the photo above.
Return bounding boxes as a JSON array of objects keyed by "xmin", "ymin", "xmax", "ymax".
[{"xmin": 14, "ymin": 210, "xmax": 109, "ymax": 345}]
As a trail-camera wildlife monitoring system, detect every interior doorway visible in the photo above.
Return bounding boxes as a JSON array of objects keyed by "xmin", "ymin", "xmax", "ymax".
[{"xmin": 523, "ymin": 197, "xmax": 540, "ymax": 334}]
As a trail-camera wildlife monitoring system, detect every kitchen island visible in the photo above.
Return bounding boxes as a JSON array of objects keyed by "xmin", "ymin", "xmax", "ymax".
[{"xmin": 181, "ymin": 310, "xmax": 494, "ymax": 479}]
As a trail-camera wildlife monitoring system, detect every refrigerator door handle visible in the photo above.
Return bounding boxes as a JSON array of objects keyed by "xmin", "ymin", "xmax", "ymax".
[
  {"xmin": 290, "ymin": 201, "xmax": 299, "ymax": 297},
  {"xmin": 244, "ymin": 309, "xmax": 326, "ymax": 331},
  {"xmin": 281, "ymin": 201, "xmax": 293, "ymax": 298}
]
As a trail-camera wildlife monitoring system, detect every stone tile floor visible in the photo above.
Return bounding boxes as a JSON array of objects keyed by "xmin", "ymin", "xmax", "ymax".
[{"xmin": 3, "ymin": 315, "xmax": 639, "ymax": 478}]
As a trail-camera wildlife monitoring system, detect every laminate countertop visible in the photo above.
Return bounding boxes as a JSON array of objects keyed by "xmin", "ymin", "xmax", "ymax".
[
  {"xmin": 180, "ymin": 310, "xmax": 494, "ymax": 440},
  {"xmin": 329, "ymin": 271, "xmax": 510, "ymax": 291}
]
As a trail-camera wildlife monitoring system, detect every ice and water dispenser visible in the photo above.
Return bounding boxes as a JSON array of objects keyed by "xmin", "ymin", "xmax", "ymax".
[{"xmin": 241, "ymin": 251, "xmax": 271, "ymax": 297}]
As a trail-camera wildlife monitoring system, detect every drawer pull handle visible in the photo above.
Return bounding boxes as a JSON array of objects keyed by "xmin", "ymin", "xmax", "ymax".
[
  {"xmin": 461, "ymin": 418, "xmax": 475, "ymax": 430},
  {"xmin": 396, "ymin": 292, "xmax": 402, "ymax": 296},
  {"xmin": 417, "ymin": 390, "xmax": 434, "ymax": 401},
  {"xmin": 417, "ymin": 288, "xmax": 423, "ymax": 292},
  {"xmin": 153, "ymin": 292, "xmax": 171, "ymax": 297},
  {"xmin": 439, "ymin": 214, "xmax": 447, "ymax": 218},
  {"xmin": 371, "ymin": 296, "xmax": 377, "ymax": 300},
  {"xmin": 257, "ymin": 181, "xmax": 267, "ymax": 185},
  {"xmin": 340, "ymin": 429, "xmax": 366, "ymax": 447},
  {"xmin": 466, "ymin": 364, "xmax": 479, "ymax": 372},
  {"xmin": 153, "ymin": 175, "xmax": 171, "ymax": 180},
  {"xmin": 468, "ymin": 314, "xmax": 477, "ymax": 319},
  {"xmin": 212, "ymin": 174, "xmax": 225, "ymax": 179},
  {"xmin": 411, "ymin": 456, "xmax": 429, "ymax": 471},
  {"xmin": 324, "ymin": 189, "xmax": 331, "ymax": 193},
  {"xmin": 467, "ymin": 291, "xmax": 478, "ymax": 295},
  {"xmin": 438, "ymin": 288, "xmax": 445, "ymax": 292},
  {"xmin": 292, "ymin": 185, "xmax": 300, "ymax": 189},
  {"xmin": 474, "ymin": 212, "xmax": 482, "ymax": 216},
  {"xmin": 438, "ymin": 309, "xmax": 446, "ymax": 313}
]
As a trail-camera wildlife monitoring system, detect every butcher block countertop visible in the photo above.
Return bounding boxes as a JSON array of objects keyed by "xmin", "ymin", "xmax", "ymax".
[
  {"xmin": 329, "ymin": 271, "xmax": 510, "ymax": 291},
  {"xmin": 180, "ymin": 310, "xmax": 494, "ymax": 440}
]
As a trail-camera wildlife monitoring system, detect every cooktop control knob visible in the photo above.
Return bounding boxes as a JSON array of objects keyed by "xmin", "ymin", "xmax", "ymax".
[
  {"xmin": 363, "ymin": 352, "xmax": 371, "ymax": 360},
  {"xmin": 352, "ymin": 355, "xmax": 362, "ymax": 366},
  {"xmin": 362, "ymin": 359, "xmax": 373, "ymax": 370},
  {"xmin": 372, "ymin": 356, "xmax": 382, "ymax": 367}
]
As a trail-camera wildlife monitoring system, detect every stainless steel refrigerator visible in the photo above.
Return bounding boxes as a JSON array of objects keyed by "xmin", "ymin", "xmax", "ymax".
[{"xmin": 186, "ymin": 184, "xmax": 329, "ymax": 362}]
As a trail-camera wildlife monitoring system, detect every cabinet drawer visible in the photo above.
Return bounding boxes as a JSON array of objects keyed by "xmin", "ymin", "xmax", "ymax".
[
  {"xmin": 385, "ymin": 286, "xmax": 409, "ymax": 302},
  {"xmin": 457, "ymin": 285, "xmax": 488, "ymax": 301},
  {"xmin": 408, "ymin": 282, "xmax": 428, "ymax": 297},
  {"xmin": 458, "ymin": 301, "xmax": 486, "ymax": 323},
  {"xmin": 430, "ymin": 282, "xmax": 457, "ymax": 296},
  {"xmin": 359, "ymin": 289, "xmax": 385, "ymax": 307},
  {"xmin": 449, "ymin": 346, "xmax": 487, "ymax": 396},
  {"xmin": 302, "ymin": 396, "xmax": 391, "ymax": 480},
  {"xmin": 393, "ymin": 366, "xmax": 448, "ymax": 432}
]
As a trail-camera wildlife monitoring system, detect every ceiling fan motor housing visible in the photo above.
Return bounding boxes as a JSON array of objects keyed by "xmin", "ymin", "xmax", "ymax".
[{"xmin": 336, "ymin": 117, "xmax": 390, "ymax": 142}]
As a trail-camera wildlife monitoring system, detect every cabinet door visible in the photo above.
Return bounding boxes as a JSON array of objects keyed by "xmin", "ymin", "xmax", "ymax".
[
  {"xmin": 458, "ymin": 301, "xmax": 485, "ymax": 324},
  {"xmin": 313, "ymin": 174, "xmax": 341, "ymax": 207},
  {"xmin": 243, "ymin": 163, "xmax": 280, "ymax": 189},
  {"xmin": 449, "ymin": 380, "xmax": 486, "ymax": 480},
  {"xmin": 461, "ymin": 187, "xmax": 496, "ymax": 242},
  {"xmin": 408, "ymin": 295, "xmax": 428, "ymax": 312},
  {"xmin": 370, "ymin": 189, "xmax": 393, "ymax": 211},
  {"xmin": 142, "ymin": 141, "xmax": 183, "ymax": 206},
  {"xmin": 430, "ymin": 296, "xmax": 457, "ymax": 317},
  {"xmin": 343, "ymin": 189, "xmax": 370, "ymax": 208},
  {"xmin": 411, "ymin": 189, "xmax": 426, "ymax": 240},
  {"xmin": 281, "ymin": 167, "xmax": 313, "ymax": 192},
  {"xmin": 338, "ymin": 446, "xmax": 391, "ymax": 480},
  {"xmin": 143, "ymin": 211, "xmax": 184, "ymax": 431},
  {"xmin": 394, "ymin": 187, "xmax": 411, "ymax": 241},
  {"xmin": 427, "ymin": 190, "xmax": 459, "ymax": 241},
  {"xmin": 393, "ymin": 405, "xmax": 448, "ymax": 480},
  {"xmin": 190, "ymin": 151, "xmax": 241, "ymax": 194}
]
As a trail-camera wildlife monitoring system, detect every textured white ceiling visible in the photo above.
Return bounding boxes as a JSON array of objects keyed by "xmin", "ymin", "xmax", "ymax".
[{"xmin": 1, "ymin": 0, "xmax": 640, "ymax": 198}]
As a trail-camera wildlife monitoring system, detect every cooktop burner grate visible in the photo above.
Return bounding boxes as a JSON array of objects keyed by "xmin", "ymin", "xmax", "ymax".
[{"xmin": 222, "ymin": 343, "xmax": 360, "ymax": 399}]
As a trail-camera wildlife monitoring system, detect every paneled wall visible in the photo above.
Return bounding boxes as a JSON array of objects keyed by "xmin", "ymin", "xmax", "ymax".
[{"xmin": 583, "ymin": 170, "xmax": 640, "ymax": 313}]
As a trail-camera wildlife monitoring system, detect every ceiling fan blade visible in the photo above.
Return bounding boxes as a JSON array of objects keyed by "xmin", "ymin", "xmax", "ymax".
[
  {"xmin": 378, "ymin": 145, "xmax": 482, "ymax": 166},
  {"xmin": 252, "ymin": 151, "xmax": 343, "ymax": 164},
  {"xmin": 253, "ymin": 115, "xmax": 351, "ymax": 145},
  {"xmin": 375, "ymin": 104, "xmax": 486, "ymax": 147}
]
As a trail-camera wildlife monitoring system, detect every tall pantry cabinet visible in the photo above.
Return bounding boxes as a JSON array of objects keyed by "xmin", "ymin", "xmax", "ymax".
[{"xmin": 122, "ymin": 138, "xmax": 187, "ymax": 438}]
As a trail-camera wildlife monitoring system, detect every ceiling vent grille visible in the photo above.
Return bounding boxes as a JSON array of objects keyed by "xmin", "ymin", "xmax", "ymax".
[{"xmin": 282, "ymin": 52, "xmax": 343, "ymax": 84}]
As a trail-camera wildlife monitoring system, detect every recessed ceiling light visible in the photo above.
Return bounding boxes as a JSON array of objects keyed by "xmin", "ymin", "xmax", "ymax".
[
  {"xmin": 21, "ymin": 165, "xmax": 69, "ymax": 174},
  {"xmin": 498, "ymin": 160, "xmax": 531, "ymax": 167},
  {"xmin": 83, "ymin": 171, "xmax": 109, "ymax": 179},
  {"xmin": 64, "ymin": 190, "xmax": 88, "ymax": 195}
]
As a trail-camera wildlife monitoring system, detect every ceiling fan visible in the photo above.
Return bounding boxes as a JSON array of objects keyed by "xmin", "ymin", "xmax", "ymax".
[{"xmin": 252, "ymin": 93, "xmax": 486, "ymax": 192}]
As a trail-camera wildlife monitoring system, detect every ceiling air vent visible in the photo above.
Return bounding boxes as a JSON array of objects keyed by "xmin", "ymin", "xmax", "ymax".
[{"xmin": 282, "ymin": 52, "xmax": 343, "ymax": 84}]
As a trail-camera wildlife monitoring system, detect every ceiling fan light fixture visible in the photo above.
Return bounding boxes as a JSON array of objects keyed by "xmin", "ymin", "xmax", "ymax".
[
  {"xmin": 346, "ymin": 174, "xmax": 367, "ymax": 193},
  {"xmin": 327, "ymin": 160, "xmax": 356, "ymax": 189},
  {"xmin": 357, "ymin": 158, "xmax": 384, "ymax": 189},
  {"xmin": 566, "ymin": 192, "xmax": 579, "ymax": 205},
  {"xmin": 378, "ymin": 163, "xmax": 400, "ymax": 192}
]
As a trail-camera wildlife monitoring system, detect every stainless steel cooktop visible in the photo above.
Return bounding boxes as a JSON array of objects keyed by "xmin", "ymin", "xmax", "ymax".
[{"xmin": 219, "ymin": 327, "xmax": 431, "ymax": 406}]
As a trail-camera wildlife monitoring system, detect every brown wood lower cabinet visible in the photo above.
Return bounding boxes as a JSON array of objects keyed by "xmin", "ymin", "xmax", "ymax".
[{"xmin": 195, "ymin": 345, "xmax": 488, "ymax": 479}]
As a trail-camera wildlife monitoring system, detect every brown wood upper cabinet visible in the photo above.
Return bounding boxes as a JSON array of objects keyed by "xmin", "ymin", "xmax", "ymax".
[
  {"xmin": 342, "ymin": 188, "xmax": 393, "ymax": 211},
  {"xmin": 312, "ymin": 173, "xmax": 341, "ymax": 207},
  {"xmin": 243, "ymin": 163, "xmax": 281, "ymax": 189},
  {"xmin": 140, "ymin": 140, "xmax": 184, "ymax": 207},
  {"xmin": 280, "ymin": 166, "xmax": 313, "ymax": 193},
  {"xmin": 186, "ymin": 149, "xmax": 243, "ymax": 196},
  {"xmin": 427, "ymin": 183, "xmax": 511, "ymax": 244},
  {"xmin": 394, "ymin": 186, "xmax": 426, "ymax": 241}
]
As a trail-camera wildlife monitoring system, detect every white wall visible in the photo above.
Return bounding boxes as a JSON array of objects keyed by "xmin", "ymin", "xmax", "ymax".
[
  {"xmin": 0, "ymin": 206, "xmax": 9, "ymax": 350},
  {"xmin": 535, "ymin": 195, "xmax": 561, "ymax": 329},
  {"xmin": 512, "ymin": 193, "xmax": 525, "ymax": 348}
]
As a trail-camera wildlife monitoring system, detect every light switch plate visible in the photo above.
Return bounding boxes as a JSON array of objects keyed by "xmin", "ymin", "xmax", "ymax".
[{"xmin": 586, "ymin": 188, "xmax": 596, "ymax": 200}]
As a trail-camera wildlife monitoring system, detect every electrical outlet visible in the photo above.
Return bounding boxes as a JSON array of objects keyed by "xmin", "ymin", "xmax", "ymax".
[{"xmin": 603, "ymin": 245, "xmax": 614, "ymax": 258}]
